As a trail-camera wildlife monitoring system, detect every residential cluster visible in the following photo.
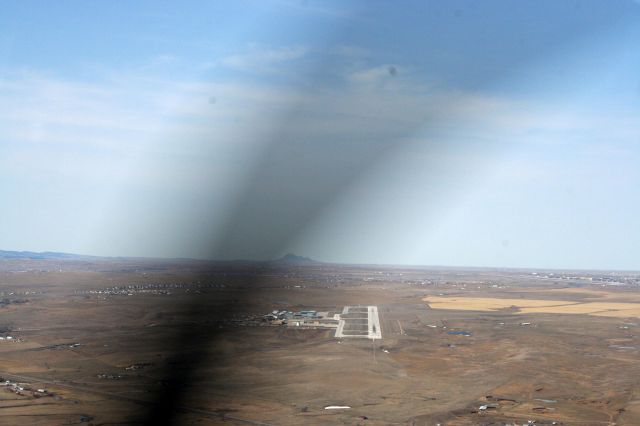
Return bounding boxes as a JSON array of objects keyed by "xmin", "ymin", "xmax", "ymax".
[
  {"xmin": 1, "ymin": 378, "xmax": 51, "ymax": 398},
  {"xmin": 531, "ymin": 271, "xmax": 640, "ymax": 286},
  {"xmin": 74, "ymin": 282, "xmax": 227, "ymax": 297}
]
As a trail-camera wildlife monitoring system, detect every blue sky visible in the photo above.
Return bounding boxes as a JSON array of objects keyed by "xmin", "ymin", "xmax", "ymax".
[{"xmin": 1, "ymin": 1, "xmax": 640, "ymax": 270}]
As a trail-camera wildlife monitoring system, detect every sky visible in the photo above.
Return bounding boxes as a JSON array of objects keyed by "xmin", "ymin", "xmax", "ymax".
[{"xmin": 1, "ymin": 0, "xmax": 640, "ymax": 270}]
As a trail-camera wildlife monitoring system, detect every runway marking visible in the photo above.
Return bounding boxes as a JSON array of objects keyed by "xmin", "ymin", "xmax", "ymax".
[
  {"xmin": 335, "ymin": 306, "xmax": 381, "ymax": 340},
  {"xmin": 368, "ymin": 306, "xmax": 382, "ymax": 339}
]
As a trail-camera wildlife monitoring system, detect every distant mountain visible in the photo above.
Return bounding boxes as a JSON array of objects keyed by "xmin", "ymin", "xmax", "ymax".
[
  {"xmin": 0, "ymin": 249, "xmax": 321, "ymax": 265},
  {"xmin": 0, "ymin": 250, "xmax": 94, "ymax": 260},
  {"xmin": 273, "ymin": 253, "xmax": 318, "ymax": 264}
]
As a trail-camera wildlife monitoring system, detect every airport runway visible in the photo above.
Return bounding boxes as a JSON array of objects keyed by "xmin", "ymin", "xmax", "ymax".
[{"xmin": 335, "ymin": 305, "xmax": 381, "ymax": 339}]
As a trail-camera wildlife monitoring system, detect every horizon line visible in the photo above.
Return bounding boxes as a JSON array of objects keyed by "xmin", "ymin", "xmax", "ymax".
[{"xmin": 1, "ymin": 248, "xmax": 638, "ymax": 274}]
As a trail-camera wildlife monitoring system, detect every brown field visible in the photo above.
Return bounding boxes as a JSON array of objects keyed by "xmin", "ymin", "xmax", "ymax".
[
  {"xmin": 0, "ymin": 259, "xmax": 639, "ymax": 425},
  {"xmin": 424, "ymin": 296, "xmax": 640, "ymax": 317}
]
